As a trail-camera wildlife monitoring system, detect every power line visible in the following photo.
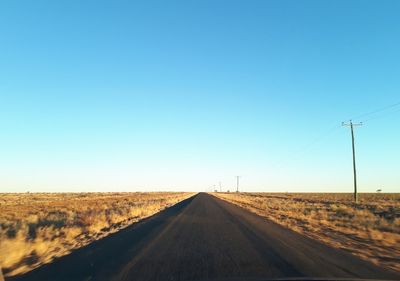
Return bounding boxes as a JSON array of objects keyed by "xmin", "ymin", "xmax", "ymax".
[
  {"xmin": 240, "ymin": 101, "xmax": 398, "ymax": 193},
  {"xmin": 359, "ymin": 106, "xmax": 400, "ymax": 123},
  {"xmin": 279, "ymin": 101, "xmax": 400, "ymax": 167},
  {"xmin": 272, "ymin": 124, "xmax": 342, "ymax": 170},
  {"xmin": 350, "ymin": 100, "xmax": 400, "ymax": 122}
]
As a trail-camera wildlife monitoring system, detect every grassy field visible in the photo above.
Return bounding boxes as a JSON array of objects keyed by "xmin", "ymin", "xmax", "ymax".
[
  {"xmin": 0, "ymin": 192, "xmax": 194, "ymax": 277},
  {"xmin": 213, "ymin": 192, "xmax": 400, "ymax": 272}
]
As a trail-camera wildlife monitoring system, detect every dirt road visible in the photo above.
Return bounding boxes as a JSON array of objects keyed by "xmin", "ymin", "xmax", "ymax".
[{"xmin": 9, "ymin": 193, "xmax": 400, "ymax": 281}]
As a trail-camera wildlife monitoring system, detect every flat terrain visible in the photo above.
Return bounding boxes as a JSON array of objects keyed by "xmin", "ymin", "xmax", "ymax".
[
  {"xmin": 0, "ymin": 192, "xmax": 193, "ymax": 276},
  {"xmin": 214, "ymin": 192, "xmax": 400, "ymax": 272},
  {"xmin": 8, "ymin": 193, "xmax": 400, "ymax": 281}
]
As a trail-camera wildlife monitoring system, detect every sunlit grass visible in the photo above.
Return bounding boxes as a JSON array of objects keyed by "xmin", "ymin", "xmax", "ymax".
[
  {"xmin": 213, "ymin": 192, "xmax": 400, "ymax": 272},
  {"xmin": 0, "ymin": 192, "xmax": 195, "ymax": 277}
]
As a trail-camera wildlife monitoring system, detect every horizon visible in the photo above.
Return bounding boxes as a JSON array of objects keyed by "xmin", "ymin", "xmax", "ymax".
[
  {"xmin": 1, "ymin": 0, "xmax": 399, "ymax": 193},
  {"xmin": 1, "ymin": 191, "xmax": 399, "ymax": 194}
]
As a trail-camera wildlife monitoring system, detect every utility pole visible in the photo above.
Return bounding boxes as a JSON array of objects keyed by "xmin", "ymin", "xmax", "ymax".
[
  {"xmin": 236, "ymin": 176, "xmax": 240, "ymax": 192},
  {"xmin": 219, "ymin": 182, "xmax": 222, "ymax": 192},
  {"xmin": 342, "ymin": 120, "xmax": 362, "ymax": 203}
]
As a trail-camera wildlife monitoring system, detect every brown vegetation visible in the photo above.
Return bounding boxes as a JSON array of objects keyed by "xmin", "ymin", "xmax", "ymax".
[
  {"xmin": 0, "ymin": 192, "xmax": 194, "ymax": 277},
  {"xmin": 213, "ymin": 192, "xmax": 400, "ymax": 272}
]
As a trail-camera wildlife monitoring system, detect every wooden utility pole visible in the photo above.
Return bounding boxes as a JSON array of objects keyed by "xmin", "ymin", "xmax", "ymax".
[{"xmin": 342, "ymin": 120, "xmax": 362, "ymax": 203}]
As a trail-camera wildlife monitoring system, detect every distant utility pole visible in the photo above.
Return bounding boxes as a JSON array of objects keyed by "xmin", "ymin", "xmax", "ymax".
[
  {"xmin": 236, "ymin": 176, "xmax": 241, "ymax": 192},
  {"xmin": 342, "ymin": 120, "xmax": 362, "ymax": 203},
  {"xmin": 219, "ymin": 182, "xmax": 222, "ymax": 192}
]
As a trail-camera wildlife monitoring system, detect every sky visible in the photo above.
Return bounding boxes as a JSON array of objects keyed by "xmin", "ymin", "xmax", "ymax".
[{"xmin": 0, "ymin": 0, "xmax": 399, "ymax": 193}]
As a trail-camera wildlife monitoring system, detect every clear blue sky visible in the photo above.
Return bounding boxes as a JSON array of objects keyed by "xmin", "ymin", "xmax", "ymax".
[{"xmin": 1, "ymin": 0, "xmax": 399, "ymax": 192}]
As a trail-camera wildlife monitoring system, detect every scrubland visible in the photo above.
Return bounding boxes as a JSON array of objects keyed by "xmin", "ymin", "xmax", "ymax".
[
  {"xmin": 0, "ymin": 192, "xmax": 194, "ymax": 277},
  {"xmin": 213, "ymin": 192, "xmax": 400, "ymax": 272}
]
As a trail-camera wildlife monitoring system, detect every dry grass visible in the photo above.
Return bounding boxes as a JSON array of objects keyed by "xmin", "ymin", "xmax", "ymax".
[
  {"xmin": 213, "ymin": 192, "xmax": 400, "ymax": 272},
  {"xmin": 0, "ymin": 192, "xmax": 195, "ymax": 277}
]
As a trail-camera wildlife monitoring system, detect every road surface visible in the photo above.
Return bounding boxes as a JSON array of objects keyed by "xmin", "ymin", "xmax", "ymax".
[{"xmin": 9, "ymin": 193, "xmax": 400, "ymax": 281}]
